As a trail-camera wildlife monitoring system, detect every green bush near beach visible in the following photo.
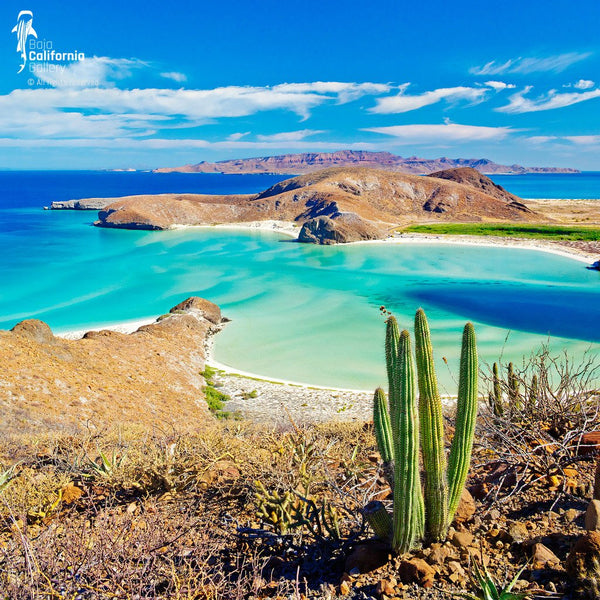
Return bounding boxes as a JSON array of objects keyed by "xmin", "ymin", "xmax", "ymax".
[{"xmin": 401, "ymin": 223, "xmax": 600, "ymax": 241}]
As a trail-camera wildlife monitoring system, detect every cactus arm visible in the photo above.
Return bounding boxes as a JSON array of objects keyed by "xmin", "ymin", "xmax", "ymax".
[
  {"xmin": 385, "ymin": 316, "xmax": 401, "ymax": 428},
  {"xmin": 391, "ymin": 329, "xmax": 424, "ymax": 553},
  {"xmin": 447, "ymin": 322, "xmax": 478, "ymax": 521},
  {"xmin": 373, "ymin": 387, "xmax": 394, "ymax": 489},
  {"xmin": 414, "ymin": 308, "xmax": 449, "ymax": 541}
]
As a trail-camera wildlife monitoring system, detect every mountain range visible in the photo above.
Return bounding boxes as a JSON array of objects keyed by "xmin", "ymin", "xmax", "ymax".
[{"xmin": 152, "ymin": 150, "xmax": 579, "ymax": 175}]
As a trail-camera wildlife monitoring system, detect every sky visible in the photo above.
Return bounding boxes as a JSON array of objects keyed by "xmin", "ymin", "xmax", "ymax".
[{"xmin": 1, "ymin": 0, "xmax": 599, "ymax": 170}]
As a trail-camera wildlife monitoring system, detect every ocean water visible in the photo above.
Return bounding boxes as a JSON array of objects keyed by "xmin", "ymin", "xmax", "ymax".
[
  {"xmin": 0, "ymin": 170, "xmax": 599, "ymax": 391},
  {"xmin": 489, "ymin": 172, "xmax": 600, "ymax": 199}
]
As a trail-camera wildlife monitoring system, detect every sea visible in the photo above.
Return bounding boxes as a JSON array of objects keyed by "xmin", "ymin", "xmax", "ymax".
[{"xmin": 0, "ymin": 170, "xmax": 599, "ymax": 391}]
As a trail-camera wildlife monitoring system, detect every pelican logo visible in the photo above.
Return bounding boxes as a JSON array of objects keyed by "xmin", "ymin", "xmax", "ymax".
[{"xmin": 12, "ymin": 10, "xmax": 37, "ymax": 73}]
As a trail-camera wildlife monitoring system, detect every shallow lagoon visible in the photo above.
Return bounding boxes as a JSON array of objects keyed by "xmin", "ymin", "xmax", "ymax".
[{"xmin": 1, "ymin": 206, "xmax": 599, "ymax": 391}]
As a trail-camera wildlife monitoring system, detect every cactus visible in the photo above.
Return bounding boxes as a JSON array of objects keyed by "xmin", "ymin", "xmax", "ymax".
[
  {"xmin": 371, "ymin": 310, "xmax": 479, "ymax": 551},
  {"xmin": 414, "ymin": 308, "xmax": 448, "ymax": 541},
  {"xmin": 490, "ymin": 362, "xmax": 504, "ymax": 417},
  {"xmin": 508, "ymin": 362, "xmax": 521, "ymax": 412},
  {"xmin": 528, "ymin": 374, "xmax": 539, "ymax": 408},
  {"xmin": 447, "ymin": 322, "xmax": 478, "ymax": 521}
]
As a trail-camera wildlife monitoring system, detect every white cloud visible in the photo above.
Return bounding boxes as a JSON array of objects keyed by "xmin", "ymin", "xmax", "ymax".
[
  {"xmin": 574, "ymin": 79, "xmax": 595, "ymax": 90},
  {"xmin": 471, "ymin": 52, "xmax": 591, "ymax": 76},
  {"xmin": 484, "ymin": 81, "xmax": 516, "ymax": 90},
  {"xmin": 0, "ymin": 137, "xmax": 381, "ymax": 151},
  {"xmin": 226, "ymin": 132, "xmax": 250, "ymax": 141},
  {"xmin": 370, "ymin": 85, "xmax": 489, "ymax": 114},
  {"xmin": 255, "ymin": 129, "xmax": 325, "ymax": 142},
  {"xmin": 363, "ymin": 122, "xmax": 514, "ymax": 143},
  {"xmin": 161, "ymin": 71, "xmax": 187, "ymax": 83},
  {"xmin": 0, "ymin": 82, "xmax": 388, "ymax": 140},
  {"xmin": 498, "ymin": 86, "xmax": 600, "ymax": 113},
  {"xmin": 528, "ymin": 134, "xmax": 600, "ymax": 147}
]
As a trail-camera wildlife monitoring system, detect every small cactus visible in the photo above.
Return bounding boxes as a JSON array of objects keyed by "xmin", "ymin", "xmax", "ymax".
[
  {"xmin": 490, "ymin": 362, "xmax": 504, "ymax": 417},
  {"xmin": 508, "ymin": 362, "xmax": 521, "ymax": 412}
]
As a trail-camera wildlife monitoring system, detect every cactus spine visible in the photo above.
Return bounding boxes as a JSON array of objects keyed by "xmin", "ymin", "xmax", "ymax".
[
  {"xmin": 447, "ymin": 323, "xmax": 478, "ymax": 520},
  {"xmin": 414, "ymin": 309, "xmax": 448, "ymax": 541}
]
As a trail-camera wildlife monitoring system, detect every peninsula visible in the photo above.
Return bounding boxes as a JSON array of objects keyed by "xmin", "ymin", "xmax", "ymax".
[{"xmin": 89, "ymin": 167, "xmax": 538, "ymax": 243}]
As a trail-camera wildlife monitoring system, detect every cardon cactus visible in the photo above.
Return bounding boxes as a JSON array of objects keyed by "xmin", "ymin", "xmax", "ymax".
[{"xmin": 371, "ymin": 310, "xmax": 478, "ymax": 551}]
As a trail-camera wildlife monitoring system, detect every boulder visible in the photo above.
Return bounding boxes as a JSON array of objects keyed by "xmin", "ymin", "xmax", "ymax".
[
  {"xmin": 530, "ymin": 542, "xmax": 560, "ymax": 569},
  {"xmin": 398, "ymin": 557, "xmax": 436, "ymax": 588},
  {"xmin": 11, "ymin": 319, "xmax": 54, "ymax": 344},
  {"xmin": 453, "ymin": 488, "xmax": 476, "ymax": 525},
  {"xmin": 298, "ymin": 213, "xmax": 384, "ymax": 245},
  {"xmin": 586, "ymin": 500, "xmax": 600, "ymax": 531}
]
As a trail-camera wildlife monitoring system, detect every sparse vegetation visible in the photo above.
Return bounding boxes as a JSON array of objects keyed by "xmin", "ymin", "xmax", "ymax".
[
  {"xmin": 402, "ymin": 223, "xmax": 600, "ymax": 240},
  {"xmin": 202, "ymin": 366, "xmax": 233, "ymax": 418}
]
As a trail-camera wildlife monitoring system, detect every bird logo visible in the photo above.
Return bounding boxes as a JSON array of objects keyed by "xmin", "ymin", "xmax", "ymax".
[{"xmin": 12, "ymin": 10, "xmax": 37, "ymax": 73}]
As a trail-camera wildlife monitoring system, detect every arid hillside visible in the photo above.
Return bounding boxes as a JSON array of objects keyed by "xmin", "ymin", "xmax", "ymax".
[
  {"xmin": 0, "ymin": 297, "xmax": 222, "ymax": 436},
  {"xmin": 94, "ymin": 167, "xmax": 540, "ymax": 243}
]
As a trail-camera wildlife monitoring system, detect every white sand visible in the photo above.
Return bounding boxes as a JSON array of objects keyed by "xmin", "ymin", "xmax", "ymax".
[
  {"xmin": 55, "ymin": 317, "xmax": 156, "ymax": 340},
  {"xmin": 171, "ymin": 220, "xmax": 298, "ymax": 238}
]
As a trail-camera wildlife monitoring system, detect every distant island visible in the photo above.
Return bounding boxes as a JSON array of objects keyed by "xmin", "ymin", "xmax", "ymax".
[{"xmin": 152, "ymin": 150, "xmax": 579, "ymax": 176}]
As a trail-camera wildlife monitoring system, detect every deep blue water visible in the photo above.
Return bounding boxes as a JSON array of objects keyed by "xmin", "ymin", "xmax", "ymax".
[{"xmin": 489, "ymin": 172, "xmax": 600, "ymax": 199}]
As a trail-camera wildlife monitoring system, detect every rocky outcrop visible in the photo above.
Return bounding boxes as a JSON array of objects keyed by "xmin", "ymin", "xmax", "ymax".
[
  {"xmin": 298, "ymin": 213, "xmax": 384, "ymax": 244},
  {"xmin": 152, "ymin": 150, "xmax": 579, "ymax": 175},
  {"xmin": 50, "ymin": 198, "xmax": 114, "ymax": 210},
  {"xmin": 0, "ymin": 297, "xmax": 223, "ymax": 436},
  {"xmin": 93, "ymin": 167, "xmax": 542, "ymax": 242}
]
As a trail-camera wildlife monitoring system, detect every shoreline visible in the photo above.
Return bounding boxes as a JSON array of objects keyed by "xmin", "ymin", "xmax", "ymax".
[{"xmin": 175, "ymin": 218, "xmax": 596, "ymax": 264}]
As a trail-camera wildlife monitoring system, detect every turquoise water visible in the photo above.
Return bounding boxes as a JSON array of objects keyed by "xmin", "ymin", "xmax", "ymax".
[{"xmin": 1, "ymin": 171, "xmax": 599, "ymax": 391}]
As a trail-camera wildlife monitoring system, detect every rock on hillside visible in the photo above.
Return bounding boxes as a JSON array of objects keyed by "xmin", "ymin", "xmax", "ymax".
[
  {"xmin": 93, "ymin": 166, "xmax": 540, "ymax": 243},
  {"xmin": 0, "ymin": 297, "xmax": 223, "ymax": 436}
]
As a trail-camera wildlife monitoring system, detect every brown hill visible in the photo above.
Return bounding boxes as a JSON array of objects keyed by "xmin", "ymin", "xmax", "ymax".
[
  {"xmin": 96, "ymin": 167, "xmax": 538, "ymax": 243},
  {"xmin": 0, "ymin": 297, "xmax": 222, "ymax": 436},
  {"xmin": 426, "ymin": 167, "xmax": 530, "ymax": 211},
  {"xmin": 152, "ymin": 150, "xmax": 578, "ymax": 175}
]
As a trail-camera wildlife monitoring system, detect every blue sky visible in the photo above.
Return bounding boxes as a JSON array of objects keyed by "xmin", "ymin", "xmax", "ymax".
[{"xmin": 1, "ymin": 0, "xmax": 599, "ymax": 170}]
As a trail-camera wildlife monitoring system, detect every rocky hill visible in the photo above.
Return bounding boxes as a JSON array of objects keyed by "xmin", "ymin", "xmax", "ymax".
[
  {"xmin": 94, "ymin": 167, "xmax": 539, "ymax": 244},
  {"xmin": 0, "ymin": 297, "xmax": 222, "ymax": 435},
  {"xmin": 153, "ymin": 150, "xmax": 578, "ymax": 175}
]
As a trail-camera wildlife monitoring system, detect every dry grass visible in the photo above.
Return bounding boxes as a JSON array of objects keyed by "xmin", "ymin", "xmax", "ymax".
[{"xmin": 0, "ymin": 419, "xmax": 378, "ymax": 599}]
